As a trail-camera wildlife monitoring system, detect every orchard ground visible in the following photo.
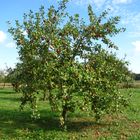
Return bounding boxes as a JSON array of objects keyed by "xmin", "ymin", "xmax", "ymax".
[{"xmin": 0, "ymin": 87, "xmax": 140, "ymax": 140}]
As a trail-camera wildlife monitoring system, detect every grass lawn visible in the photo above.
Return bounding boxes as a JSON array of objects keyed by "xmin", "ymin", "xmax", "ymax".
[{"xmin": 0, "ymin": 88, "xmax": 140, "ymax": 140}]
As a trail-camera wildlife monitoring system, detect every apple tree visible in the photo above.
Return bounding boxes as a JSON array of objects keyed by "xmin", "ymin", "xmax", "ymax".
[{"xmin": 8, "ymin": 0, "xmax": 132, "ymax": 128}]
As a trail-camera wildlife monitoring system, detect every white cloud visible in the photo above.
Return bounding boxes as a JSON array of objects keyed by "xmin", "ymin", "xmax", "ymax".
[
  {"xmin": 92, "ymin": 0, "xmax": 106, "ymax": 7},
  {"xmin": 122, "ymin": 12, "xmax": 140, "ymax": 27},
  {"xmin": 128, "ymin": 32, "xmax": 140, "ymax": 38},
  {"xmin": 23, "ymin": 30, "xmax": 28, "ymax": 36},
  {"xmin": 0, "ymin": 31, "xmax": 6, "ymax": 43},
  {"xmin": 20, "ymin": 29, "xmax": 28, "ymax": 36},
  {"xmin": 112, "ymin": 0, "xmax": 132, "ymax": 4},
  {"xmin": 131, "ymin": 14, "xmax": 140, "ymax": 31},
  {"xmin": 72, "ymin": 0, "xmax": 106, "ymax": 8},
  {"xmin": 6, "ymin": 42, "xmax": 16, "ymax": 48},
  {"xmin": 132, "ymin": 41, "xmax": 140, "ymax": 52},
  {"xmin": 73, "ymin": 0, "xmax": 131, "ymax": 8}
]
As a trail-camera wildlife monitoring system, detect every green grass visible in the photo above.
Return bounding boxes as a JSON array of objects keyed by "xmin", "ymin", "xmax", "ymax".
[{"xmin": 0, "ymin": 88, "xmax": 140, "ymax": 140}]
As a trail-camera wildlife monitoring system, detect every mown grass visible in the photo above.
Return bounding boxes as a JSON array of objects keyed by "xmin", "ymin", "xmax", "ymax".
[{"xmin": 0, "ymin": 88, "xmax": 140, "ymax": 140}]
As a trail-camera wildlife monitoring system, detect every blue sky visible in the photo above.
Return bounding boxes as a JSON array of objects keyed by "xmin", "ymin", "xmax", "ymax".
[{"xmin": 0, "ymin": 0, "xmax": 140, "ymax": 73}]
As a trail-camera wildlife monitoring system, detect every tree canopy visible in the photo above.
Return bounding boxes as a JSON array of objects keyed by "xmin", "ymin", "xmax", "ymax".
[{"xmin": 8, "ymin": 0, "xmax": 132, "ymax": 128}]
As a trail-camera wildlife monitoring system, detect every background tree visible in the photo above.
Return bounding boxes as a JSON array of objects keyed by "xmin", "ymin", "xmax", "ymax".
[
  {"xmin": 6, "ymin": 64, "xmax": 22, "ymax": 92},
  {"xmin": 0, "ymin": 70, "xmax": 5, "ymax": 83},
  {"xmin": 0, "ymin": 69, "xmax": 6, "ymax": 89},
  {"xmin": 134, "ymin": 73, "xmax": 140, "ymax": 81},
  {"xmin": 8, "ymin": 0, "xmax": 132, "ymax": 128}
]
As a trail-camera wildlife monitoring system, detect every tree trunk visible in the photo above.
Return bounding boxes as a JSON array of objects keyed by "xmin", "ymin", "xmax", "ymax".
[
  {"xmin": 43, "ymin": 90, "xmax": 48, "ymax": 101},
  {"xmin": 62, "ymin": 105, "xmax": 67, "ymax": 123},
  {"xmin": 61, "ymin": 105, "xmax": 67, "ymax": 129}
]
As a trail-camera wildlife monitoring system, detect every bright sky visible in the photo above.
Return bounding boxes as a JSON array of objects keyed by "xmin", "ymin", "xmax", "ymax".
[{"xmin": 0, "ymin": 0, "xmax": 140, "ymax": 73}]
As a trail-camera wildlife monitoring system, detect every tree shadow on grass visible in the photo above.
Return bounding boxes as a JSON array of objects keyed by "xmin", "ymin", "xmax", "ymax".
[
  {"xmin": 67, "ymin": 119, "xmax": 105, "ymax": 132},
  {"xmin": 0, "ymin": 109, "xmax": 31, "ymax": 137},
  {"xmin": 0, "ymin": 88, "xmax": 15, "ymax": 94},
  {"xmin": 0, "ymin": 96, "xmax": 20, "ymax": 102},
  {"xmin": 0, "ymin": 108, "xmax": 113, "ymax": 139},
  {"xmin": 0, "ymin": 109, "xmax": 60, "ymax": 134}
]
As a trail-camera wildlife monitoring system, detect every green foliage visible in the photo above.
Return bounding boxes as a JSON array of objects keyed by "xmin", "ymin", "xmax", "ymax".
[{"xmin": 8, "ymin": 0, "xmax": 132, "ymax": 128}]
